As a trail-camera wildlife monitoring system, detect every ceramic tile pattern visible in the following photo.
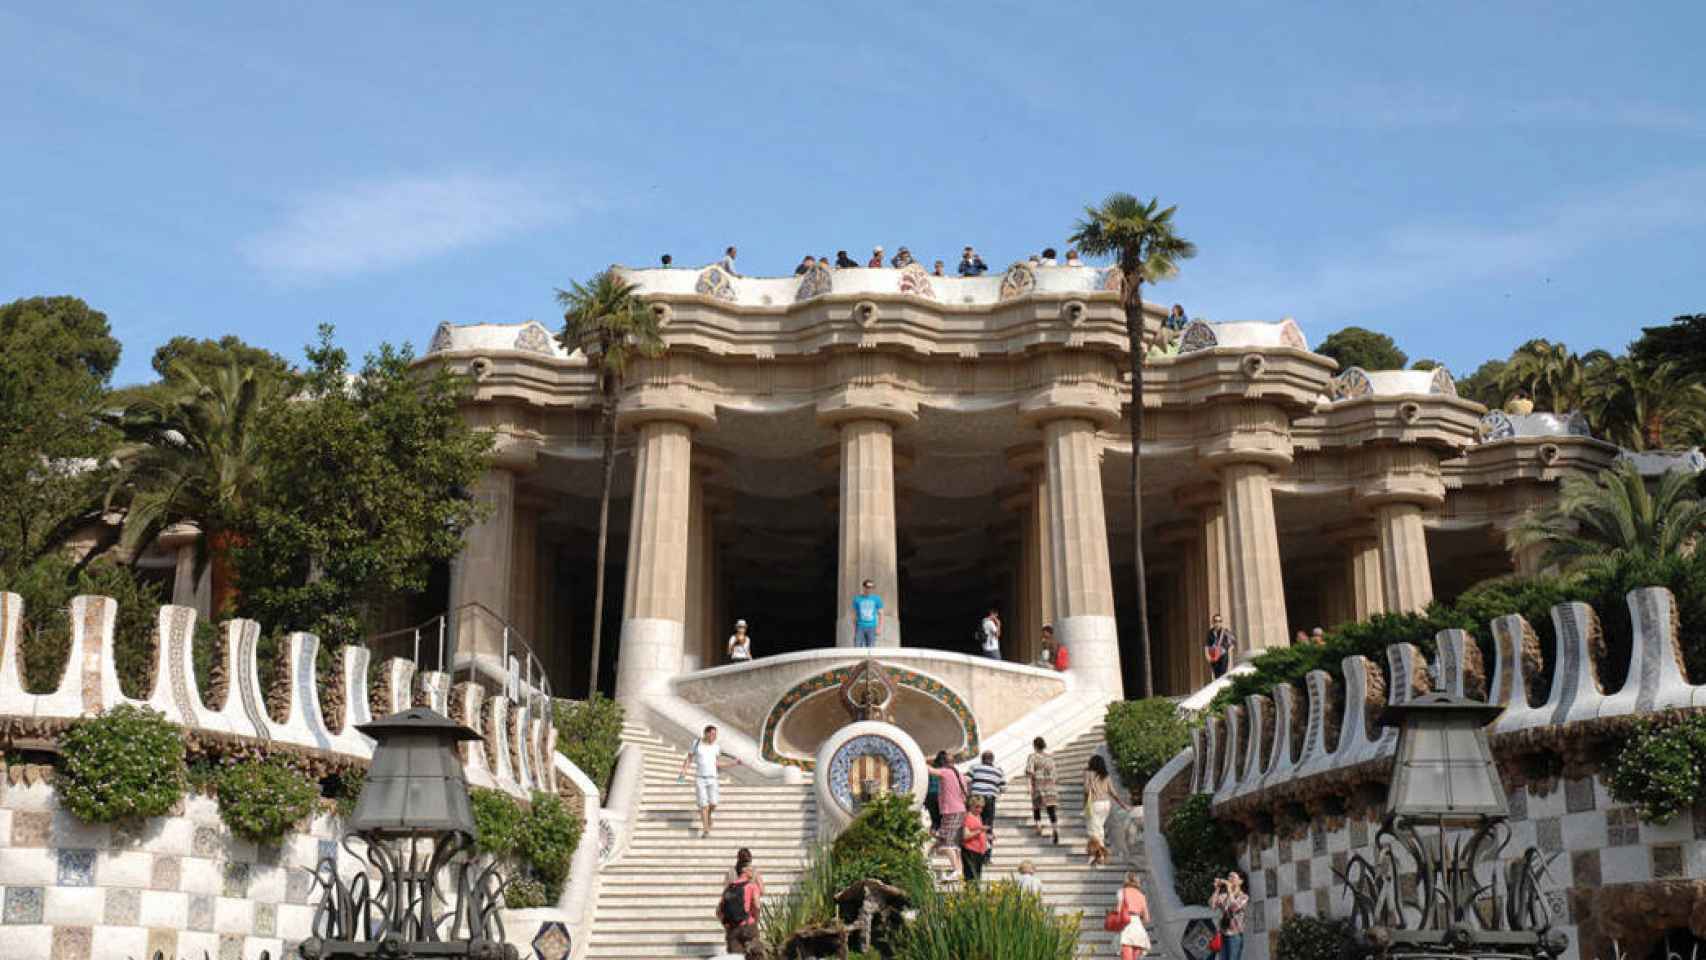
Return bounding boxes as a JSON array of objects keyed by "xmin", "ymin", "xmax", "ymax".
[{"xmin": 3, "ymin": 886, "xmax": 44, "ymax": 924}]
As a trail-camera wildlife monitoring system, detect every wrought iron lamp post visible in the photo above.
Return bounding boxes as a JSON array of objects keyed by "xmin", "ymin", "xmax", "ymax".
[
  {"xmin": 1339, "ymin": 693, "xmax": 1566, "ymax": 960},
  {"xmin": 301, "ymin": 707, "xmax": 518, "ymax": 960}
]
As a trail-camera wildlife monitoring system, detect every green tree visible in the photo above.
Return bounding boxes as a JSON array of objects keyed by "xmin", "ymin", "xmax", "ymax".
[
  {"xmin": 1457, "ymin": 358, "xmax": 1508, "ymax": 408},
  {"xmin": 556, "ymin": 272, "xmax": 665, "ymax": 694},
  {"xmin": 105, "ymin": 358, "xmax": 283, "ymax": 617},
  {"xmin": 1512, "ymin": 461, "xmax": 1706, "ymax": 571},
  {"xmin": 1583, "ymin": 357, "xmax": 1706, "ymax": 451},
  {"xmin": 1410, "ymin": 358, "xmax": 1441, "ymax": 371},
  {"xmin": 0, "ymin": 296, "xmax": 122, "ymax": 576},
  {"xmin": 1496, "ymin": 339, "xmax": 1609, "ymax": 414},
  {"xmin": 1634, "ymin": 313, "xmax": 1706, "ymax": 381},
  {"xmin": 1070, "ymin": 194, "xmax": 1196, "ymax": 700},
  {"xmin": 235, "ymin": 326, "xmax": 492, "ymax": 642},
  {"xmin": 1314, "ymin": 326, "xmax": 1407, "ymax": 371},
  {"xmin": 114, "ymin": 335, "xmax": 296, "ymax": 406}
]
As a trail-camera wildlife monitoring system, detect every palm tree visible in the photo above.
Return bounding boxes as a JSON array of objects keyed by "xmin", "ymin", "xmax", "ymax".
[
  {"xmin": 1583, "ymin": 357, "xmax": 1706, "ymax": 451},
  {"xmin": 106, "ymin": 359, "xmax": 281, "ymax": 617},
  {"xmin": 1496, "ymin": 340, "xmax": 1610, "ymax": 414},
  {"xmin": 1070, "ymin": 194, "xmax": 1196, "ymax": 699},
  {"xmin": 1511, "ymin": 460, "xmax": 1706, "ymax": 570},
  {"xmin": 557, "ymin": 271, "xmax": 665, "ymax": 695}
]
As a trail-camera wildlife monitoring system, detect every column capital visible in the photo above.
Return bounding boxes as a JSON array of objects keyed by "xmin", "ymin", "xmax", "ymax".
[
  {"xmin": 1018, "ymin": 383, "xmax": 1122, "ymax": 429},
  {"xmin": 1173, "ymin": 482, "xmax": 1225, "ymax": 513},
  {"xmin": 1004, "ymin": 443, "xmax": 1047, "ymax": 473},
  {"xmin": 489, "ymin": 436, "xmax": 541, "ymax": 474},
  {"xmin": 1324, "ymin": 520, "xmax": 1381, "ymax": 545},
  {"xmin": 616, "ymin": 385, "xmax": 717, "ymax": 432},
  {"xmin": 815, "ymin": 385, "xmax": 919, "ymax": 428},
  {"xmin": 1349, "ymin": 445, "xmax": 1447, "ymax": 511}
]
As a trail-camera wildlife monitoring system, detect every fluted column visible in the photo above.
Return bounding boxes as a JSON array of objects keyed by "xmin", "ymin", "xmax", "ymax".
[
  {"xmin": 451, "ymin": 459, "xmax": 532, "ymax": 658},
  {"xmin": 1032, "ymin": 406, "xmax": 1122, "ymax": 696},
  {"xmin": 1343, "ymin": 532, "xmax": 1385, "ymax": 621},
  {"xmin": 682, "ymin": 468, "xmax": 707, "ymax": 673},
  {"xmin": 820, "ymin": 387, "xmax": 917, "ymax": 648},
  {"xmin": 1176, "ymin": 484, "xmax": 1230, "ymax": 683},
  {"xmin": 615, "ymin": 418, "xmax": 701, "ymax": 700},
  {"xmin": 1157, "ymin": 522, "xmax": 1201, "ymax": 694},
  {"xmin": 1376, "ymin": 502, "xmax": 1434, "ymax": 613},
  {"xmin": 1220, "ymin": 462, "xmax": 1289, "ymax": 654}
]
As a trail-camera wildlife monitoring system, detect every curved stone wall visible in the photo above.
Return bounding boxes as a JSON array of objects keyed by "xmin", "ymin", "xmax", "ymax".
[{"xmin": 1145, "ymin": 586, "xmax": 1702, "ymax": 960}]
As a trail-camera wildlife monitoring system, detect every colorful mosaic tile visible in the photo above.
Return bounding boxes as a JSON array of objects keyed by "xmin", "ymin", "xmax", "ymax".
[
  {"xmin": 219, "ymin": 933, "xmax": 243, "ymax": 960},
  {"xmin": 188, "ymin": 894, "xmax": 214, "ymax": 932},
  {"xmin": 254, "ymin": 902, "xmax": 277, "ymax": 937},
  {"xmin": 10, "ymin": 811, "xmax": 50, "ymax": 847},
  {"xmin": 104, "ymin": 888, "xmax": 140, "ymax": 925},
  {"xmin": 759, "ymin": 663, "xmax": 981, "ymax": 770},
  {"xmin": 56, "ymin": 849, "xmax": 95, "ymax": 886},
  {"xmin": 51, "ymin": 926, "xmax": 91, "ymax": 960},
  {"xmin": 3, "ymin": 886, "xmax": 43, "ymax": 924},
  {"xmin": 193, "ymin": 825, "xmax": 221, "ymax": 857},
  {"xmin": 222, "ymin": 861, "xmax": 250, "ymax": 898},
  {"xmin": 532, "ymin": 920, "xmax": 572, "ymax": 960},
  {"xmin": 150, "ymin": 855, "xmax": 181, "ymax": 891},
  {"xmin": 1653, "ymin": 844, "xmax": 1684, "ymax": 879}
]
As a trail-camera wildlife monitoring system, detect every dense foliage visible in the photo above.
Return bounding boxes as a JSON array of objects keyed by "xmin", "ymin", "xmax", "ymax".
[
  {"xmin": 215, "ymin": 757, "xmax": 319, "ymax": 844},
  {"xmin": 235, "ymin": 326, "xmax": 491, "ymax": 643},
  {"xmin": 1275, "ymin": 915, "xmax": 1356, "ymax": 960},
  {"xmin": 1607, "ymin": 713, "xmax": 1706, "ymax": 823},
  {"xmin": 1104, "ymin": 698, "xmax": 1195, "ymax": 789},
  {"xmin": 553, "ymin": 694, "xmax": 625, "ymax": 791},
  {"xmin": 1315, "ymin": 326, "xmax": 1408, "ymax": 372},
  {"xmin": 1208, "ymin": 549, "xmax": 1706, "ymax": 716},
  {"xmin": 10, "ymin": 555, "xmax": 164, "ymax": 696},
  {"xmin": 1164, "ymin": 794, "xmax": 1239, "ymax": 905},
  {"xmin": 891, "ymin": 880, "xmax": 1080, "ymax": 960},
  {"xmin": 55, "ymin": 705, "xmax": 187, "ymax": 823},
  {"xmin": 830, "ymin": 791, "xmax": 935, "ymax": 904},
  {"xmin": 759, "ymin": 844, "xmax": 842, "ymax": 957},
  {"xmin": 1514, "ymin": 461, "xmax": 1706, "ymax": 571},
  {"xmin": 471, "ymin": 788, "xmax": 584, "ymax": 906}
]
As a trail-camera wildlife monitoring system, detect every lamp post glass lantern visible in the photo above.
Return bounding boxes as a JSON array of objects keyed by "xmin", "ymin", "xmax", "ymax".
[
  {"xmin": 1338, "ymin": 694, "xmax": 1566, "ymax": 960},
  {"xmin": 302, "ymin": 707, "xmax": 518, "ymax": 960}
]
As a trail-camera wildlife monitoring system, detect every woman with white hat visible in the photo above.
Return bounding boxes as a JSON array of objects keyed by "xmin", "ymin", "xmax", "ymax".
[{"xmin": 727, "ymin": 620, "xmax": 753, "ymax": 663}]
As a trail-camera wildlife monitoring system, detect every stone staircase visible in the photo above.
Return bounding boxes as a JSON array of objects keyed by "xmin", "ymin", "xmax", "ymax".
[
  {"xmin": 936, "ymin": 722, "xmax": 1149, "ymax": 957},
  {"xmin": 586, "ymin": 721, "xmax": 819, "ymax": 958},
  {"xmin": 586, "ymin": 720, "xmax": 1145, "ymax": 958}
]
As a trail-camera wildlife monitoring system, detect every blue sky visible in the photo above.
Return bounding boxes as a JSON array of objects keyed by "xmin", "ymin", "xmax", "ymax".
[{"xmin": 3, "ymin": 1, "xmax": 1702, "ymax": 385}]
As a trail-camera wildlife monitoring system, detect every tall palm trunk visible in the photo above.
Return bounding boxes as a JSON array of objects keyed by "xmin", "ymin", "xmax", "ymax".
[
  {"xmin": 587, "ymin": 374, "xmax": 617, "ymax": 695},
  {"xmin": 209, "ymin": 528, "xmax": 241, "ymax": 619},
  {"xmin": 1125, "ymin": 271, "xmax": 1154, "ymax": 700}
]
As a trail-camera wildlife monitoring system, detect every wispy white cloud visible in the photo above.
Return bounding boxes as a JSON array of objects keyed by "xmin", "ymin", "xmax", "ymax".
[
  {"xmin": 1204, "ymin": 166, "xmax": 1706, "ymax": 321},
  {"xmin": 242, "ymin": 173, "xmax": 569, "ymax": 280}
]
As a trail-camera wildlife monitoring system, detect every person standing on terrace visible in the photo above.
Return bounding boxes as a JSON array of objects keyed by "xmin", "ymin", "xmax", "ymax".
[
  {"xmin": 727, "ymin": 619, "xmax": 753, "ymax": 662},
  {"xmin": 718, "ymin": 245, "xmax": 739, "ymax": 275},
  {"xmin": 1205, "ymin": 613, "xmax": 1235, "ymax": 679},
  {"xmin": 958, "ymin": 246, "xmax": 988, "ymax": 276},
  {"xmin": 794, "ymin": 255, "xmax": 817, "ymax": 275},
  {"xmin": 851, "ymin": 577, "xmax": 884, "ymax": 649},
  {"xmin": 1165, "ymin": 303, "xmax": 1189, "ymax": 332},
  {"xmin": 866, "ymin": 246, "xmax": 885, "ymax": 268},
  {"xmin": 890, "ymin": 246, "xmax": 915, "ymax": 268},
  {"xmin": 835, "ymin": 250, "xmax": 858, "ymax": 268}
]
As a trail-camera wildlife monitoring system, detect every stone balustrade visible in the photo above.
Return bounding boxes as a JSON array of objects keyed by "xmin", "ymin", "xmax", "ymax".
[{"xmin": 0, "ymin": 593, "xmax": 556, "ymax": 799}]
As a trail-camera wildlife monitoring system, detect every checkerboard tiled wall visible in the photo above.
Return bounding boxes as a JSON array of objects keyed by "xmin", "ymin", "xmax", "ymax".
[
  {"xmin": 1236, "ymin": 775, "xmax": 1706, "ymax": 960},
  {"xmin": 0, "ymin": 781, "xmax": 341, "ymax": 960}
]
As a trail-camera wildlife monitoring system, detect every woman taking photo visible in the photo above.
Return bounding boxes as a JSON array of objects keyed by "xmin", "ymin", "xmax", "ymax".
[
  {"xmin": 1082, "ymin": 754, "xmax": 1128, "ymax": 866},
  {"xmin": 1209, "ymin": 871, "xmax": 1249, "ymax": 960}
]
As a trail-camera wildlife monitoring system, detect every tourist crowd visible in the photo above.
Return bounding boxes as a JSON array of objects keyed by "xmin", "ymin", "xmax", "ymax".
[{"xmin": 673, "ymin": 244, "xmax": 1128, "ymax": 280}]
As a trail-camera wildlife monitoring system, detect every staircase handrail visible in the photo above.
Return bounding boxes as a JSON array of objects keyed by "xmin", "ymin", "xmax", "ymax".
[{"xmin": 363, "ymin": 601, "xmax": 554, "ymax": 715}]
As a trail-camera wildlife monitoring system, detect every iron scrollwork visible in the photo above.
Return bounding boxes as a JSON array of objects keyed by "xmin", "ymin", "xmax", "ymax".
[
  {"xmin": 301, "ymin": 830, "xmax": 517, "ymax": 959},
  {"xmin": 1336, "ymin": 813, "xmax": 1567, "ymax": 960}
]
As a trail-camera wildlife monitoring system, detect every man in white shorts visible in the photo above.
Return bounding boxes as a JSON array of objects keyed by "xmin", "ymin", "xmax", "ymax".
[{"xmin": 678, "ymin": 724, "xmax": 741, "ymax": 837}]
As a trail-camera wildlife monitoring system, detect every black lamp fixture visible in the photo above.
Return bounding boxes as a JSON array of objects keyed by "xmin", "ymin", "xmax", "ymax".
[
  {"xmin": 301, "ymin": 707, "xmax": 518, "ymax": 960},
  {"xmin": 1339, "ymin": 693, "xmax": 1566, "ymax": 960}
]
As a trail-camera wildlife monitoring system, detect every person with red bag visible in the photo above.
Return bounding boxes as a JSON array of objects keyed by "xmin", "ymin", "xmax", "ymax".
[
  {"xmin": 1104, "ymin": 871, "xmax": 1152, "ymax": 957},
  {"xmin": 1209, "ymin": 871, "xmax": 1249, "ymax": 960},
  {"xmin": 1204, "ymin": 613, "xmax": 1236, "ymax": 680}
]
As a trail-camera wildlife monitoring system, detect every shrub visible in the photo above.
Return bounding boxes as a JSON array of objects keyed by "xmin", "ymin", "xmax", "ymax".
[
  {"xmin": 1105, "ymin": 698, "xmax": 1194, "ymax": 790},
  {"xmin": 56, "ymin": 705, "xmax": 186, "ymax": 823},
  {"xmin": 519, "ymin": 791, "xmax": 583, "ymax": 901},
  {"xmin": 554, "ymin": 694, "xmax": 624, "ymax": 792},
  {"xmin": 830, "ymin": 791, "xmax": 934, "ymax": 904},
  {"xmin": 471, "ymin": 787, "xmax": 527, "ymax": 858},
  {"xmin": 891, "ymin": 880, "xmax": 1080, "ymax": 960},
  {"xmin": 215, "ymin": 758, "xmax": 318, "ymax": 844},
  {"xmin": 1163, "ymin": 794, "xmax": 1239, "ymax": 905},
  {"xmin": 331, "ymin": 767, "xmax": 366, "ymax": 819},
  {"xmin": 471, "ymin": 788, "xmax": 583, "ymax": 905},
  {"xmin": 503, "ymin": 876, "xmax": 549, "ymax": 909},
  {"xmin": 1607, "ymin": 713, "xmax": 1706, "ymax": 823},
  {"xmin": 1276, "ymin": 915, "xmax": 1355, "ymax": 960}
]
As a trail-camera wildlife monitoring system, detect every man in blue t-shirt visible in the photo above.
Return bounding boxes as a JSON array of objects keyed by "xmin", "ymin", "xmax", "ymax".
[{"xmin": 851, "ymin": 578, "xmax": 884, "ymax": 648}]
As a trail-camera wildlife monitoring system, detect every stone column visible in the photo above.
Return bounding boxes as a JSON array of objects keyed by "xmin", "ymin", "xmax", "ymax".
[
  {"xmin": 681, "ymin": 469, "xmax": 707, "ymax": 673},
  {"xmin": 819, "ymin": 387, "xmax": 917, "ymax": 648},
  {"xmin": 1318, "ymin": 557, "xmax": 1351, "ymax": 628},
  {"xmin": 1158, "ymin": 522, "xmax": 1203, "ymax": 694},
  {"xmin": 160, "ymin": 524, "xmax": 211, "ymax": 620},
  {"xmin": 1376, "ymin": 502, "xmax": 1434, "ymax": 613},
  {"xmin": 1342, "ymin": 531, "xmax": 1386, "ymax": 622},
  {"xmin": 1021, "ymin": 382, "xmax": 1123, "ymax": 697},
  {"xmin": 451, "ymin": 459, "xmax": 532, "ymax": 659},
  {"xmin": 1219, "ymin": 462, "xmax": 1289, "ymax": 654},
  {"xmin": 614, "ymin": 390, "xmax": 714, "ymax": 700}
]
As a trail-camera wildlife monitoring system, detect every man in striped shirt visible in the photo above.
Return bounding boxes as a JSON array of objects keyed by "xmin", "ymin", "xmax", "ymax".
[{"xmin": 967, "ymin": 750, "xmax": 1007, "ymax": 844}]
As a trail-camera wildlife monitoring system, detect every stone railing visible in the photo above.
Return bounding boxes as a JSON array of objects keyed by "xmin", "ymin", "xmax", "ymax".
[
  {"xmin": 0, "ymin": 593, "xmax": 557, "ymax": 798},
  {"xmin": 1143, "ymin": 585, "xmax": 1699, "ymax": 960}
]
